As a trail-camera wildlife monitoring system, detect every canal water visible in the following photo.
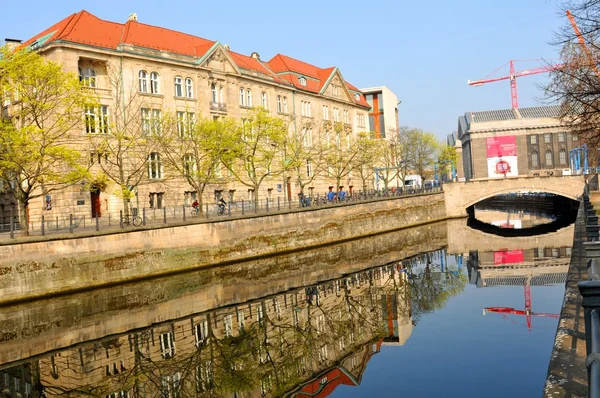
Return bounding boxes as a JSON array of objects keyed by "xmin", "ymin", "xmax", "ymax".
[{"xmin": 0, "ymin": 195, "xmax": 577, "ymax": 397}]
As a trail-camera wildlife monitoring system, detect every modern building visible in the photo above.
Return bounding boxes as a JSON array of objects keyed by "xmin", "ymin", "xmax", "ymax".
[
  {"xmin": 359, "ymin": 86, "xmax": 400, "ymax": 139},
  {"xmin": 1, "ymin": 10, "xmax": 375, "ymax": 226},
  {"xmin": 456, "ymin": 105, "xmax": 579, "ymax": 181}
]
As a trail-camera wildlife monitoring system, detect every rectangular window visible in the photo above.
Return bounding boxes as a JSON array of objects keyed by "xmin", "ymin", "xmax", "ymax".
[
  {"xmin": 343, "ymin": 110, "xmax": 349, "ymax": 123},
  {"xmin": 277, "ymin": 95, "xmax": 282, "ymax": 112},
  {"xmin": 141, "ymin": 108, "xmax": 151, "ymax": 135},
  {"xmin": 303, "ymin": 128, "xmax": 313, "ymax": 147},
  {"xmin": 558, "ymin": 132, "xmax": 566, "ymax": 143},
  {"xmin": 237, "ymin": 309, "xmax": 245, "ymax": 330},
  {"xmin": 176, "ymin": 111, "xmax": 185, "ymax": 136},
  {"xmin": 306, "ymin": 159, "xmax": 312, "ymax": 177},
  {"xmin": 224, "ymin": 315, "xmax": 233, "ymax": 337},
  {"xmin": 283, "ymin": 97, "xmax": 288, "ymax": 113},
  {"xmin": 529, "ymin": 135, "xmax": 537, "ymax": 144},
  {"xmin": 159, "ymin": 332, "xmax": 175, "ymax": 359},
  {"xmin": 323, "ymin": 105, "xmax": 329, "ymax": 120},
  {"xmin": 194, "ymin": 320, "xmax": 208, "ymax": 347},
  {"xmin": 148, "ymin": 152, "xmax": 162, "ymax": 179},
  {"xmin": 152, "ymin": 109, "xmax": 162, "ymax": 135},
  {"xmin": 544, "ymin": 133, "xmax": 552, "ymax": 143},
  {"xmin": 85, "ymin": 105, "xmax": 109, "ymax": 134}
]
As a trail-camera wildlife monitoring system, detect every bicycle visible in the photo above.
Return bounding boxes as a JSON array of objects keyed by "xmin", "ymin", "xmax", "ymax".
[
  {"xmin": 217, "ymin": 204, "xmax": 227, "ymax": 216},
  {"xmin": 121, "ymin": 213, "xmax": 142, "ymax": 227},
  {"xmin": 190, "ymin": 206, "xmax": 200, "ymax": 217}
]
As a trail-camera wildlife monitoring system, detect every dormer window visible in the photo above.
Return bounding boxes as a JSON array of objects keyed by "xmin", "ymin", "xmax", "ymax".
[
  {"xmin": 354, "ymin": 93, "xmax": 360, "ymax": 101},
  {"xmin": 299, "ymin": 77, "xmax": 307, "ymax": 86}
]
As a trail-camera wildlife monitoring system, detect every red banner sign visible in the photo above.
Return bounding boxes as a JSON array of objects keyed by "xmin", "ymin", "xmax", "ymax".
[
  {"xmin": 486, "ymin": 136, "xmax": 517, "ymax": 157},
  {"xmin": 494, "ymin": 249, "xmax": 524, "ymax": 265}
]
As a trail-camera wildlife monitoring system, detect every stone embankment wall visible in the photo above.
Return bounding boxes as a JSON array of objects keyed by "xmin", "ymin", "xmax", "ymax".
[
  {"xmin": 0, "ymin": 221, "xmax": 446, "ymax": 366},
  {"xmin": 0, "ymin": 192, "xmax": 446, "ymax": 305}
]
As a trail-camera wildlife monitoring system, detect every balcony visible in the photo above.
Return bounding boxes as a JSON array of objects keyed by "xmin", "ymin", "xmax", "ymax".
[
  {"xmin": 210, "ymin": 102, "xmax": 227, "ymax": 113},
  {"xmin": 81, "ymin": 86, "xmax": 112, "ymax": 96}
]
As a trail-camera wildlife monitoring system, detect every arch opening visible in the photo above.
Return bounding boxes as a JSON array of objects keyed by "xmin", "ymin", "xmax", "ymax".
[{"xmin": 466, "ymin": 192, "xmax": 579, "ymax": 237}]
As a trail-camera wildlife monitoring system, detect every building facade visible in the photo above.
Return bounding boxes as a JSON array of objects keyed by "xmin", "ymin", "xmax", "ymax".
[
  {"xmin": 457, "ymin": 105, "xmax": 579, "ymax": 181},
  {"xmin": 1, "ymin": 10, "xmax": 375, "ymax": 226},
  {"xmin": 359, "ymin": 86, "xmax": 400, "ymax": 140}
]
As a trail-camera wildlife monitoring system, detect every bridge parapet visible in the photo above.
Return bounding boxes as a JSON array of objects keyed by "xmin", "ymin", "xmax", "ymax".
[{"xmin": 444, "ymin": 175, "xmax": 585, "ymax": 218}]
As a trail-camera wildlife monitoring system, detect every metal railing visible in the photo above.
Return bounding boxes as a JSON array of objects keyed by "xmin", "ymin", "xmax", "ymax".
[
  {"xmin": 579, "ymin": 194, "xmax": 600, "ymax": 398},
  {"xmin": 0, "ymin": 187, "xmax": 443, "ymax": 241}
]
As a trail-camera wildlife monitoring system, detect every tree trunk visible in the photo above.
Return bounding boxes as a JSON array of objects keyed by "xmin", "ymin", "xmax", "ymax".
[
  {"xmin": 18, "ymin": 197, "xmax": 29, "ymax": 236},
  {"xmin": 122, "ymin": 196, "xmax": 130, "ymax": 219},
  {"xmin": 253, "ymin": 187, "xmax": 259, "ymax": 209}
]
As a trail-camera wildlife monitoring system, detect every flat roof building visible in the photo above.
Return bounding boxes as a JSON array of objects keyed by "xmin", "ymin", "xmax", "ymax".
[{"xmin": 360, "ymin": 86, "xmax": 400, "ymax": 139}]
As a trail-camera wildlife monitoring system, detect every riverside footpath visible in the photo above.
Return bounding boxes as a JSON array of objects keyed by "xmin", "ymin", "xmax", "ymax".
[{"xmin": 544, "ymin": 202, "xmax": 588, "ymax": 397}]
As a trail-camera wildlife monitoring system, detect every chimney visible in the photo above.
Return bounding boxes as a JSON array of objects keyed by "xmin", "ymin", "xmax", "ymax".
[
  {"xmin": 251, "ymin": 52, "xmax": 260, "ymax": 60},
  {"xmin": 128, "ymin": 13, "xmax": 138, "ymax": 21},
  {"xmin": 4, "ymin": 38, "xmax": 22, "ymax": 51}
]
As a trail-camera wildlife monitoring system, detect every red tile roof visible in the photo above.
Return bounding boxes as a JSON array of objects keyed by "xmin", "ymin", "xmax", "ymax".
[
  {"xmin": 22, "ymin": 10, "xmax": 369, "ymax": 106},
  {"xmin": 268, "ymin": 54, "xmax": 370, "ymax": 108}
]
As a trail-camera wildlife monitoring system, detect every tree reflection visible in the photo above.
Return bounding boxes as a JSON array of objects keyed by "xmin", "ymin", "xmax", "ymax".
[{"xmin": 0, "ymin": 250, "xmax": 467, "ymax": 398}]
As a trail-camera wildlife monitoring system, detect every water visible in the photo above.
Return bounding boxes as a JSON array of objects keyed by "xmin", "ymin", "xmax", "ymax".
[{"xmin": 0, "ymin": 198, "xmax": 574, "ymax": 397}]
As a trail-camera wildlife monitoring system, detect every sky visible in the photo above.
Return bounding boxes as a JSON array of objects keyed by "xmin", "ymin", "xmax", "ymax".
[{"xmin": 1, "ymin": 0, "xmax": 568, "ymax": 140}]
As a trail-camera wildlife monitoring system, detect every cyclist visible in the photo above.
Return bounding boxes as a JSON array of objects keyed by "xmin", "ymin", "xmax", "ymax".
[
  {"xmin": 218, "ymin": 198, "xmax": 227, "ymax": 215},
  {"xmin": 192, "ymin": 199, "xmax": 199, "ymax": 210}
]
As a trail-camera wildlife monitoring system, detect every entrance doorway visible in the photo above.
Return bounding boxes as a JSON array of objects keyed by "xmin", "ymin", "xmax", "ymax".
[{"xmin": 91, "ymin": 190, "xmax": 101, "ymax": 218}]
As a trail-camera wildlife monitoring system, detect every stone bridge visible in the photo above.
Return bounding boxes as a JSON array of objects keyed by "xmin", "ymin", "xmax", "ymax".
[{"xmin": 443, "ymin": 175, "xmax": 586, "ymax": 218}]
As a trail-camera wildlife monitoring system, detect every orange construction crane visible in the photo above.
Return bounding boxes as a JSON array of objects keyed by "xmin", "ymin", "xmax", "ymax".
[
  {"xmin": 566, "ymin": 9, "xmax": 600, "ymax": 79},
  {"xmin": 468, "ymin": 60, "xmax": 562, "ymax": 109}
]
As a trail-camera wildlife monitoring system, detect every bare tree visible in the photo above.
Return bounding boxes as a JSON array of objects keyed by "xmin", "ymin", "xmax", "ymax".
[{"xmin": 87, "ymin": 64, "xmax": 161, "ymax": 217}]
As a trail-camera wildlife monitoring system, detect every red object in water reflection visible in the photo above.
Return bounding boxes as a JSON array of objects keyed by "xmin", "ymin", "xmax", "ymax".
[{"xmin": 484, "ymin": 285, "xmax": 559, "ymax": 330}]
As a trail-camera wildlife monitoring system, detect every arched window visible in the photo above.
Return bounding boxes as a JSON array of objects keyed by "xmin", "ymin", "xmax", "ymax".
[
  {"xmin": 276, "ymin": 95, "xmax": 282, "ymax": 112},
  {"xmin": 559, "ymin": 148, "xmax": 567, "ymax": 165},
  {"xmin": 545, "ymin": 149, "xmax": 553, "ymax": 166},
  {"xmin": 211, "ymin": 83, "xmax": 217, "ymax": 103},
  {"xmin": 174, "ymin": 76, "xmax": 183, "ymax": 97},
  {"xmin": 299, "ymin": 76, "xmax": 307, "ymax": 86},
  {"xmin": 150, "ymin": 72, "xmax": 160, "ymax": 94},
  {"xmin": 139, "ymin": 70, "xmax": 148, "ymax": 93},
  {"xmin": 261, "ymin": 91, "xmax": 267, "ymax": 108},
  {"xmin": 80, "ymin": 68, "xmax": 96, "ymax": 87},
  {"xmin": 247, "ymin": 90, "xmax": 253, "ymax": 107},
  {"xmin": 531, "ymin": 151, "xmax": 539, "ymax": 168},
  {"xmin": 185, "ymin": 78, "xmax": 193, "ymax": 98},
  {"xmin": 240, "ymin": 88, "xmax": 245, "ymax": 106}
]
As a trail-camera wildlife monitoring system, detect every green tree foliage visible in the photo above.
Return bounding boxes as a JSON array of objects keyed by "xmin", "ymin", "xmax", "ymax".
[
  {"xmin": 438, "ymin": 144, "xmax": 457, "ymax": 178},
  {"xmin": 0, "ymin": 46, "xmax": 95, "ymax": 235},
  {"xmin": 324, "ymin": 122, "xmax": 359, "ymax": 193},
  {"xmin": 400, "ymin": 126, "xmax": 442, "ymax": 181},
  {"xmin": 158, "ymin": 115, "xmax": 238, "ymax": 214},
  {"xmin": 353, "ymin": 131, "xmax": 381, "ymax": 191},
  {"xmin": 286, "ymin": 119, "xmax": 327, "ymax": 196},
  {"xmin": 225, "ymin": 108, "xmax": 289, "ymax": 206}
]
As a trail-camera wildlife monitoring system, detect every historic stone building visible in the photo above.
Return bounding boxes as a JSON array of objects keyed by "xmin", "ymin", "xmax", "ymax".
[
  {"xmin": 456, "ymin": 105, "xmax": 579, "ymax": 181},
  {"xmin": 1, "ymin": 10, "xmax": 375, "ymax": 227}
]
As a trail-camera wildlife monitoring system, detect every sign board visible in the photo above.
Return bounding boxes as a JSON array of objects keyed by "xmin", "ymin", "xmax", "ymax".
[
  {"xmin": 493, "ymin": 249, "xmax": 524, "ymax": 265},
  {"xmin": 486, "ymin": 136, "xmax": 518, "ymax": 178}
]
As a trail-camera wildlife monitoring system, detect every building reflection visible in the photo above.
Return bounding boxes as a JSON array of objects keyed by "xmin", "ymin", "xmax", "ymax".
[
  {"xmin": 466, "ymin": 245, "xmax": 570, "ymax": 331},
  {"xmin": 0, "ymin": 261, "xmax": 420, "ymax": 398}
]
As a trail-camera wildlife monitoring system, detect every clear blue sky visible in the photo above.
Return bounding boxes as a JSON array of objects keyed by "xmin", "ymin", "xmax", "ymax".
[{"xmin": 1, "ymin": 0, "xmax": 566, "ymax": 140}]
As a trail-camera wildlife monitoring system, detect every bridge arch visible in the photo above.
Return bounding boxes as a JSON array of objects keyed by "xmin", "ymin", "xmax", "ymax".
[{"xmin": 444, "ymin": 176, "xmax": 585, "ymax": 218}]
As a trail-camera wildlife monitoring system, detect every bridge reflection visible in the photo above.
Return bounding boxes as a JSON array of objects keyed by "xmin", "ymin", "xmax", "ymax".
[{"xmin": 467, "ymin": 193, "xmax": 578, "ymax": 237}]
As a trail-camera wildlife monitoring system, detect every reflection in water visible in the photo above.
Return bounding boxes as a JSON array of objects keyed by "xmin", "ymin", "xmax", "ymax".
[
  {"xmin": 467, "ymin": 245, "xmax": 570, "ymax": 330},
  {"xmin": 469, "ymin": 193, "xmax": 578, "ymax": 237},
  {"xmin": 0, "ymin": 248, "xmax": 465, "ymax": 398},
  {"xmin": 0, "ymin": 212, "xmax": 573, "ymax": 397}
]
